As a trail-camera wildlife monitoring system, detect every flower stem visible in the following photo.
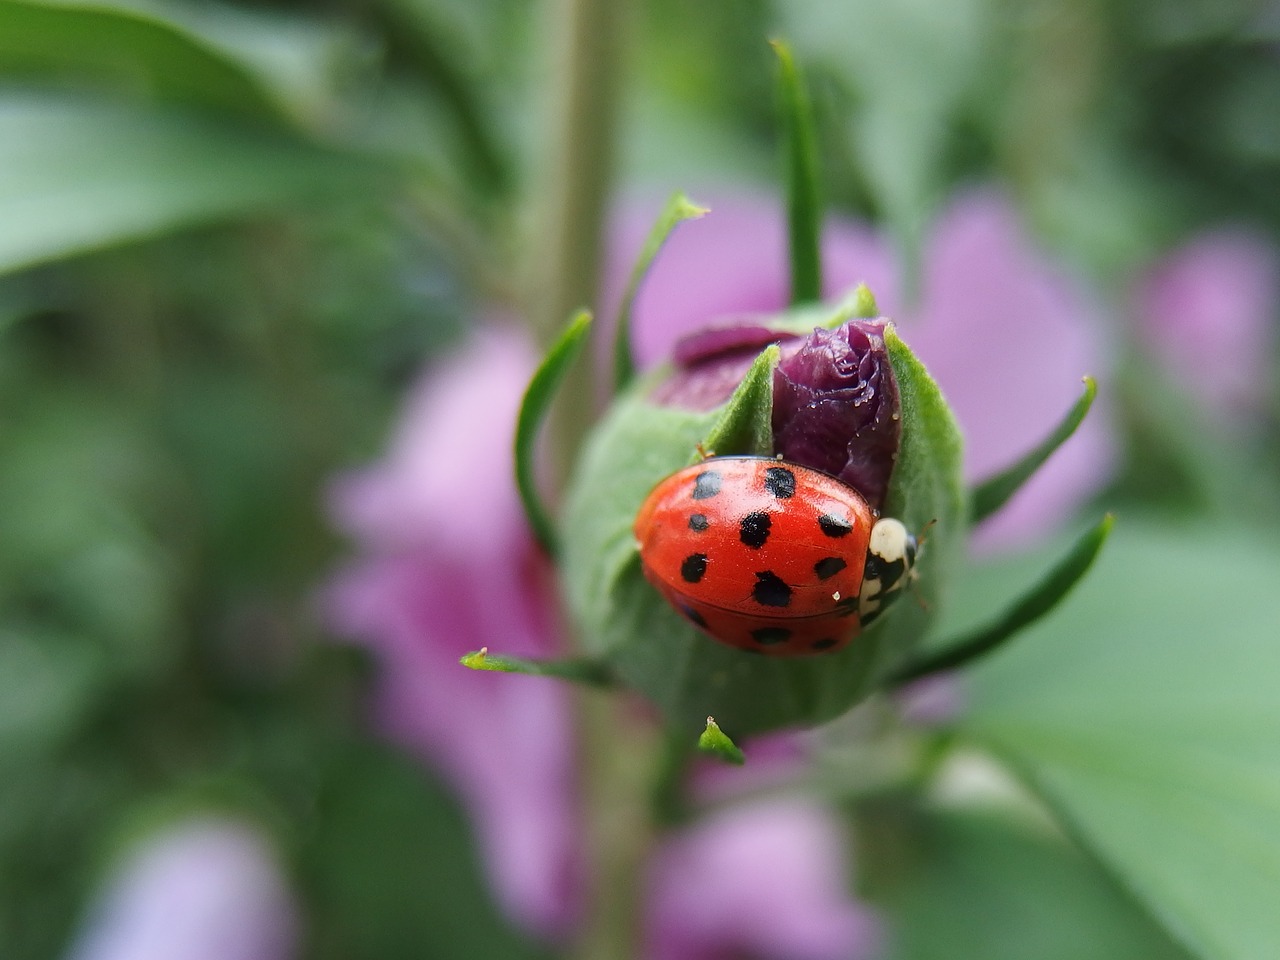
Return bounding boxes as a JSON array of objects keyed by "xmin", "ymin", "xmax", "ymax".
[
  {"xmin": 571, "ymin": 691, "xmax": 657, "ymax": 960},
  {"xmin": 525, "ymin": 0, "xmax": 629, "ymax": 473}
]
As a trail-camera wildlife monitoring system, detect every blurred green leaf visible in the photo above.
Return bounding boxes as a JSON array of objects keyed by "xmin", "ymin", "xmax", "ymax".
[
  {"xmin": 0, "ymin": 95, "xmax": 390, "ymax": 276},
  {"xmin": 0, "ymin": 0, "xmax": 281, "ymax": 117},
  {"xmin": 865, "ymin": 806, "xmax": 1192, "ymax": 960},
  {"xmin": 302, "ymin": 744, "xmax": 549, "ymax": 960},
  {"xmin": 0, "ymin": 629, "xmax": 101, "ymax": 761},
  {"xmin": 957, "ymin": 524, "xmax": 1280, "ymax": 960}
]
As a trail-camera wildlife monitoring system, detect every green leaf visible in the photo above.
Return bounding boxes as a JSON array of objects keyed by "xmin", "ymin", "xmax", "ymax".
[
  {"xmin": 891, "ymin": 513, "xmax": 1113, "ymax": 684},
  {"xmin": 863, "ymin": 806, "xmax": 1193, "ymax": 960},
  {"xmin": 0, "ymin": 0, "xmax": 282, "ymax": 118},
  {"xmin": 0, "ymin": 95, "xmax": 389, "ymax": 276},
  {"xmin": 970, "ymin": 376, "xmax": 1097, "ymax": 526},
  {"xmin": 956, "ymin": 523, "xmax": 1280, "ymax": 960},
  {"xmin": 459, "ymin": 647, "xmax": 613, "ymax": 686},
  {"xmin": 302, "ymin": 745, "xmax": 550, "ymax": 960},
  {"xmin": 852, "ymin": 282, "xmax": 879, "ymax": 318},
  {"xmin": 696, "ymin": 345, "xmax": 779, "ymax": 461},
  {"xmin": 561, "ymin": 319, "xmax": 965, "ymax": 736},
  {"xmin": 698, "ymin": 717, "xmax": 745, "ymax": 765},
  {"xmin": 613, "ymin": 192, "xmax": 708, "ymax": 392},
  {"xmin": 771, "ymin": 38, "xmax": 822, "ymax": 305},
  {"xmin": 514, "ymin": 309, "xmax": 592, "ymax": 558}
]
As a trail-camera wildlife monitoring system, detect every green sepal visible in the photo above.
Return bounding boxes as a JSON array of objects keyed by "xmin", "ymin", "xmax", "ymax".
[
  {"xmin": 771, "ymin": 38, "xmax": 823, "ymax": 305},
  {"xmin": 698, "ymin": 717, "xmax": 746, "ymax": 766},
  {"xmin": 514, "ymin": 309, "xmax": 593, "ymax": 558},
  {"xmin": 891, "ymin": 513, "xmax": 1114, "ymax": 684},
  {"xmin": 560, "ymin": 316, "xmax": 965, "ymax": 737},
  {"xmin": 614, "ymin": 193, "xmax": 709, "ymax": 392},
  {"xmin": 696, "ymin": 345, "xmax": 779, "ymax": 462},
  {"xmin": 459, "ymin": 647, "xmax": 614, "ymax": 687},
  {"xmin": 852, "ymin": 282, "xmax": 879, "ymax": 319},
  {"xmin": 970, "ymin": 376, "xmax": 1097, "ymax": 526}
]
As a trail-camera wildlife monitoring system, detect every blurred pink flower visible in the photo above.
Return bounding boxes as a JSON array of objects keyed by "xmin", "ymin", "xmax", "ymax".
[
  {"xmin": 324, "ymin": 328, "xmax": 582, "ymax": 937},
  {"xmin": 646, "ymin": 800, "xmax": 880, "ymax": 960},
  {"xmin": 63, "ymin": 817, "xmax": 298, "ymax": 960},
  {"xmin": 1133, "ymin": 227, "xmax": 1277, "ymax": 418},
  {"xmin": 322, "ymin": 324, "xmax": 877, "ymax": 957},
  {"xmin": 608, "ymin": 187, "xmax": 1116, "ymax": 549}
]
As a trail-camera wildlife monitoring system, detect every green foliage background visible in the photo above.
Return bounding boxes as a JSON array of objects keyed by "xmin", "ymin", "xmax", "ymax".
[{"xmin": 2, "ymin": 0, "xmax": 1280, "ymax": 958}]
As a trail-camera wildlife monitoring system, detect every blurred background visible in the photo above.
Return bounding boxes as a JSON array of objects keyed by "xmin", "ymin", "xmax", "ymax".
[{"xmin": 2, "ymin": 0, "xmax": 1278, "ymax": 958}]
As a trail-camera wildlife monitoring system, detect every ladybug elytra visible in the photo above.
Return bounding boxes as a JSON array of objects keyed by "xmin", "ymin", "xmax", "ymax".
[{"xmin": 633, "ymin": 456, "xmax": 917, "ymax": 656}]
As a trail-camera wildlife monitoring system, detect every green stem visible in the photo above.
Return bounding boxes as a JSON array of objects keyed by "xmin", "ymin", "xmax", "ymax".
[
  {"xmin": 571, "ymin": 692, "xmax": 658, "ymax": 960},
  {"xmin": 526, "ymin": 0, "xmax": 629, "ymax": 475}
]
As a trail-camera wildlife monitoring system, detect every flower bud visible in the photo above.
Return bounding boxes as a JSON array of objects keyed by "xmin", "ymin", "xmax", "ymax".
[
  {"xmin": 772, "ymin": 320, "xmax": 900, "ymax": 510},
  {"xmin": 651, "ymin": 315, "xmax": 902, "ymax": 509}
]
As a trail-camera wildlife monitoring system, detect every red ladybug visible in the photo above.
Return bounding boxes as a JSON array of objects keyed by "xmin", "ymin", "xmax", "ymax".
[{"xmin": 633, "ymin": 457, "xmax": 917, "ymax": 656}]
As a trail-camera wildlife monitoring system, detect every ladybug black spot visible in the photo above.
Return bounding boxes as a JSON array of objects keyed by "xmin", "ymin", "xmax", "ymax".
[
  {"xmin": 752, "ymin": 571, "xmax": 792, "ymax": 607},
  {"xmin": 739, "ymin": 511, "xmax": 771, "ymax": 549},
  {"xmin": 681, "ymin": 553, "xmax": 708, "ymax": 583},
  {"xmin": 678, "ymin": 604, "xmax": 708, "ymax": 628},
  {"xmin": 764, "ymin": 467, "xmax": 796, "ymax": 499},
  {"xmin": 751, "ymin": 626, "xmax": 791, "ymax": 645},
  {"xmin": 691, "ymin": 470, "xmax": 722, "ymax": 500},
  {"xmin": 819, "ymin": 514, "xmax": 853, "ymax": 538},
  {"xmin": 811, "ymin": 637, "xmax": 840, "ymax": 651},
  {"xmin": 864, "ymin": 553, "xmax": 884, "ymax": 580},
  {"xmin": 688, "ymin": 513, "xmax": 710, "ymax": 532},
  {"xmin": 814, "ymin": 556, "xmax": 847, "ymax": 580}
]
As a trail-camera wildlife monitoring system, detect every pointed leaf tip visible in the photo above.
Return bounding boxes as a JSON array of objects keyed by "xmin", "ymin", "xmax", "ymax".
[
  {"xmin": 852, "ymin": 283, "xmax": 879, "ymax": 318},
  {"xmin": 696, "ymin": 345, "xmax": 780, "ymax": 463},
  {"xmin": 613, "ymin": 193, "xmax": 709, "ymax": 392},
  {"xmin": 515, "ymin": 309, "xmax": 594, "ymax": 557},
  {"xmin": 699, "ymin": 717, "xmax": 746, "ymax": 765},
  {"xmin": 970, "ymin": 375, "xmax": 1098, "ymax": 526}
]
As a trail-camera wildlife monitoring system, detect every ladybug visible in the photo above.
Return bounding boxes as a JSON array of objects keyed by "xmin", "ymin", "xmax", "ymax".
[{"xmin": 633, "ymin": 456, "xmax": 917, "ymax": 657}]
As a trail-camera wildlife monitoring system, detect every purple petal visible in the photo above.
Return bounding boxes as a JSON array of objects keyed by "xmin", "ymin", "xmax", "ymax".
[
  {"xmin": 645, "ymin": 800, "xmax": 881, "ymax": 960},
  {"xmin": 328, "ymin": 325, "xmax": 536, "ymax": 559},
  {"xmin": 1133, "ymin": 227, "xmax": 1278, "ymax": 418},
  {"xmin": 773, "ymin": 320, "xmax": 901, "ymax": 508},
  {"xmin": 322, "ymin": 328, "xmax": 583, "ymax": 937},
  {"xmin": 63, "ymin": 818, "xmax": 299, "ymax": 960}
]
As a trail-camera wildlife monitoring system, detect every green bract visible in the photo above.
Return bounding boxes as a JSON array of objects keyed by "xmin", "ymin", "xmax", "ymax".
[{"xmin": 560, "ymin": 304, "xmax": 966, "ymax": 737}]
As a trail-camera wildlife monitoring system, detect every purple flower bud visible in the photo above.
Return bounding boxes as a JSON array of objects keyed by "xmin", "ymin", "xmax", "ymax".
[
  {"xmin": 651, "ymin": 316, "xmax": 902, "ymax": 510},
  {"xmin": 650, "ymin": 317, "xmax": 788, "ymax": 411},
  {"xmin": 772, "ymin": 320, "xmax": 900, "ymax": 510}
]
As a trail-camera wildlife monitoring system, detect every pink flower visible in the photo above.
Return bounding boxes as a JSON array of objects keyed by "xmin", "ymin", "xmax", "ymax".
[
  {"xmin": 324, "ymin": 328, "xmax": 582, "ymax": 937},
  {"xmin": 645, "ymin": 800, "xmax": 880, "ymax": 960},
  {"xmin": 63, "ymin": 817, "xmax": 298, "ymax": 960},
  {"xmin": 1132, "ymin": 227, "xmax": 1277, "ymax": 419},
  {"xmin": 608, "ymin": 187, "xmax": 1116, "ymax": 549},
  {"xmin": 322, "ymin": 324, "xmax": 877, "ymax": 957}
]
